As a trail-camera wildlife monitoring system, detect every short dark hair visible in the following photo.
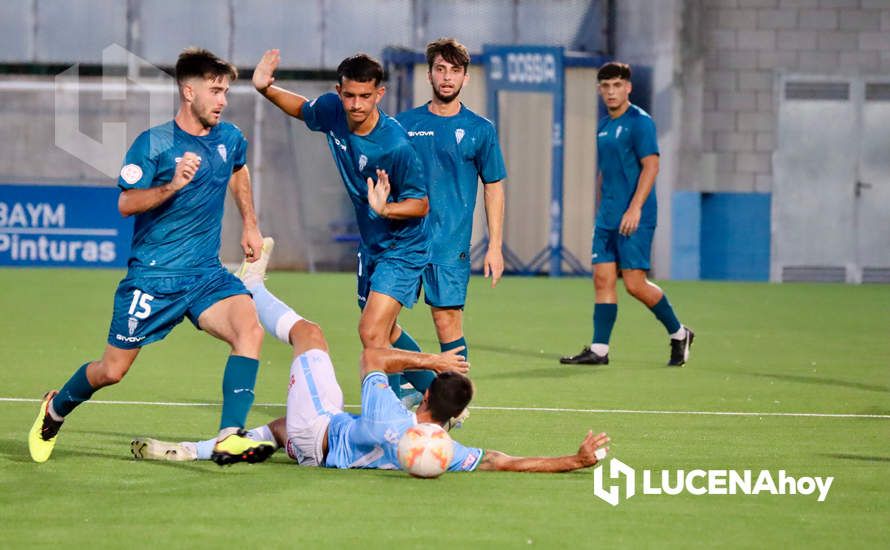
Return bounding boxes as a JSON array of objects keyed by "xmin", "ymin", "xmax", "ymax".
[
  {"xmin": 597, "ymin": 61, "xmax": 631, "ymax": 82},
  {"xmin": 337, "ymin": 53, "xmax": 384, "ymax": 86},
  {"xmin": 426, "ymin": 38, "xmax": 470, "ymax": 71},
  {"xmin": 427, "ymin": 372, "xmax": 474, "ymax": 424},
  {"xmin": 175, "ymin": 47, "xmax": 237, "ymax": 85}
]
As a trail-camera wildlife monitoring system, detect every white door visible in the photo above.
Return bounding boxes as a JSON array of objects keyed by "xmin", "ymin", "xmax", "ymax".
[
  {"xmin": 774, "ymin": 79, "xmax": 856, "ymax": 282},
  {"xmin": 774, "ymin": 77, "xmax": 890, "ymax": 283},
  {"xmin": 856, "ymin": 82, "xmax": 890, "ymax": 283}
]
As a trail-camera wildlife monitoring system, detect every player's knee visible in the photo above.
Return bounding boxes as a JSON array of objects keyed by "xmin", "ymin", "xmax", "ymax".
[
  {"xmin": 232, "ymin": 319, "xmax": 265, "ymax": 354},
  {"xmin": 93, "ymin": 360, "xmax": 129, "ymax": 386},
  {"xmin": 358, "ymin": 319, "xmax": 388, "ymax": 348},
  {"xmin": 432, "ymin": 311, "xmax": 460, "ymax": 336},
  {"xmin": 292, "ymin": 320, "xmax": 327, "ymax": 351},
  {"xmin": 594, "ymin": 272, "xmax": 612, "ymax": 292},
  {"xmin": 242, "ymin": 316, "xmax": 265, "ymax": 342},
  {"xmin": 624, "ymin": 279, "xmax": 646, "ymax": 298}
]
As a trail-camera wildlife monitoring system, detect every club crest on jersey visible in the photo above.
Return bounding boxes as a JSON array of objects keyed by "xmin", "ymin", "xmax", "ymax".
[
  {"xmin": 128, "ymin": 317, "xmax": 138, "ymax": 336},
  {"xmin": 616, "ymin": 126, "xmax": 623, "ymax": 138},
  {"xmin": 359, "ymin": 154, "xmax": 368, "ymax": 171},
  {"xmin": 217, "ymin": 144, "xmax": 227, "ymax": 162},
  {"xmin": 455, "ymin": 128, "xmax": 465, "ymax": 144}
]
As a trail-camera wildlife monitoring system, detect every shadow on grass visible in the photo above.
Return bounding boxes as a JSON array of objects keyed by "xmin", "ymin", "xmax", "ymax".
[
  {"xmin": 469, "ymin": 342, "xmax": 560, "ymax": 361},
  {"xmin": 479, "ymin": 359, "xmax": 671, "ymax": 381},
  {"xmin": 0, "ymin": 435, "xmax": 129, "ymax": 464},
  {"xmin": 823, "ymin": 453, "xmax": 890, "ymax": 463},
  {"xmin": 479, "ymin": 366, "xmax": 602, "ymax": 381},
  {"xmin": 732, "ymin": 371, "xmax": 890, "ymax": 394}
]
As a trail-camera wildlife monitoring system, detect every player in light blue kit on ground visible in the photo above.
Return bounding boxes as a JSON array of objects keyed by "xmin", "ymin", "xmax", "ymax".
[
  {"xmin": 252, "ymin": 50, "xmax": 434, "ymax": 395},
  {"xmin": 29, "ymin": 48, "xmax": 276, "ymax": 465},
  {"xmin": 561, "ymin": 62, "xmax": 694, "ymax": 367},
  {"xmin": 132, "ymin": 246, "xmax": 610, "ymax": 473},
  {"xmin": 395, "ymin": 38, "xmax": 507, "ymax": 397}
]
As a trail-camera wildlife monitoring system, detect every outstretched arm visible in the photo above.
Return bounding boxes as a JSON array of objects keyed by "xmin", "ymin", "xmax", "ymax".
[
  {"xmin": 253, "ymin": 49, "xmax": 309, "ymax": 119},
  {"xmin": 476, "ymin": 431, "xmax": 609, "ymax": 473},
  {"xmin": 360, "ymin": 346, "xmax": 468, "ymax": 380}
]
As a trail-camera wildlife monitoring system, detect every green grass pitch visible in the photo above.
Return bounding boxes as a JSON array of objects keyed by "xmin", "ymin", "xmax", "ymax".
[{"xmin": 1, "ymin": 269, "xmax": 888, "ymax": 548}]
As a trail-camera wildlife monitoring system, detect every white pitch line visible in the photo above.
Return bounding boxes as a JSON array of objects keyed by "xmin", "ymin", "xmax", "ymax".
[{"xmin": 1, "ymin": 397, "xmax": 887, "ymax": 419}]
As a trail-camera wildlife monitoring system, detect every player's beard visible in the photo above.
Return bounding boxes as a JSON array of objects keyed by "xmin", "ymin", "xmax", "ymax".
[
  {"xmin": 192, "ymin": 101, "xmax": 220, "ymax": 129},
  {"xmin": 432, "ymin": 82, "xmax": 462, "ymax": 104}
]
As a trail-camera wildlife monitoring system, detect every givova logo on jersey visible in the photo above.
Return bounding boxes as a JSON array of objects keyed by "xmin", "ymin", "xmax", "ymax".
[{"xmin": 329, "ymin": 131, "xmax": 347, "ymax": 151}]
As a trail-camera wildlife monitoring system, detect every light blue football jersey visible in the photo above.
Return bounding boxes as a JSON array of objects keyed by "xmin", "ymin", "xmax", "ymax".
[
  {"xmin": 397, "ymin": 103, "xmax": 506, "ymax": 265},
  {"xmin": 596, "ymin": 103, "xmax": 659, "ymax": 230},
  {"xmin": 117, "ymin": 120, "xmax": 248, "ymax": 276},
  {"xmin": 324, "ymin": 372, "xmax": 483, "ymax": 472},
  {"xmin": 301, "ymin": 93, "xmax": 429, "ymax": 263}
]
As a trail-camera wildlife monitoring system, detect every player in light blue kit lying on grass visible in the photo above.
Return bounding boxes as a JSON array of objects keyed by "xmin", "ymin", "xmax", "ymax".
[{"xmin": 132, "ymin": 238, "xmax": 609, "ymax": 473}]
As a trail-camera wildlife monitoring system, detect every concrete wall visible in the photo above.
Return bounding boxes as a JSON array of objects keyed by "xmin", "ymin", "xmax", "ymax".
[
  {"xmin": 0, "ymin": 77, "xmax": 354, "ymax": 270},
  {"xmin": 613, "ymin": 0, "xmax": 890, "ymax": 279},
  {"xmin": 697, "ymin": 0, "xmax": 890, "ymax": 194},
  {"xmin": 0, "ymin": 0, "xmax": 597, "ymax": 68}
]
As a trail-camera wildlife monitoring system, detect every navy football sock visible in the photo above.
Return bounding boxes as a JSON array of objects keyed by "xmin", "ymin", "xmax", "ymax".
[
  {"xmin": 219, "ymin": 355, "xmax": 259, "ymax": 430},
  {"xmin": 389, "ymin": 329, "xmax": 421, "ymax": 397},
  {"xmin": 52, "ymin": 363, "xmax": 96, "ymax": 417},
  {"xmin": 593, "ymin": 303, "xmax": 618, "ymax": 345},
  {"xmin": 649, "ymin": 295, "xmax": 682, "ymax": 335}
]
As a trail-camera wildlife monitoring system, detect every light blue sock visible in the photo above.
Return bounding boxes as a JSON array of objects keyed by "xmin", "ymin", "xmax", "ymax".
[
  {"xmin": 219, "ymin": 355, "xmax": 259, "ymax": 430},
  {"xmin": 195, "ymin": 437, "xmax": 216, "ymax": 460},
  {"xmin": 250, "ymin": 283, "xmax": 301, "ymax": 345}
]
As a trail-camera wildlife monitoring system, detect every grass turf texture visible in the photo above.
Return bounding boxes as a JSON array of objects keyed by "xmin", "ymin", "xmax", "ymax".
[{"xmin": 1, "ymin": 269, "xmax": 888, "ymax": 548}]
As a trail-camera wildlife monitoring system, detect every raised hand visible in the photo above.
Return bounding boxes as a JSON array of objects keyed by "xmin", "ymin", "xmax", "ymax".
[
  {"xmin": 366, "ymin": 169, "xmax": 391, "ymax": 217},
  {"xmin": 172, "ymin": 152, "xmax": 201, "ymax": 190},
  {"xmin": 253, "ymin": 49, "xmax": 280, "ymax": 93},
  {"xmin": 431, "ymin": 346, "xmax": 469, "ymax": 375},
  {"xmin": 577, "ymin": 431, "xmax": 610, "ymax": 467}
]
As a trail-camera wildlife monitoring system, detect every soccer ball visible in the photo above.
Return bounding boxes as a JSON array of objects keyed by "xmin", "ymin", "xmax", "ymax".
[{"xmin": 397, "ymin": 423, "xmax": 454, "ymax": 478}]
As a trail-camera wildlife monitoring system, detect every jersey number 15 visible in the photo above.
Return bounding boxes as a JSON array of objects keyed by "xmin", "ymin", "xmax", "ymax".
[{"xmin": 128, "ymin": 289, "xmax": 155, "ymax": 320}]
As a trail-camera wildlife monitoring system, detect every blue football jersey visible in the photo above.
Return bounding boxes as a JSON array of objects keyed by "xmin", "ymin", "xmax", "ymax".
[
  {"xmin": 397, "ymin": 104, "xmax": 506, "ymax": 265},
  {"xmin": 595, "ymin": 103, "xmax": 659, "ymax": 230},
  {"xmin": 117, "ymin": 120, "xmax": 248, "ymax": 275},
  {"xmin": 301, "ymin": 93, "xmax": 429, "ymax": 263},
  {"xmin": 324, "ymin": 371, "xmax": 483, "ymax": 472}
]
